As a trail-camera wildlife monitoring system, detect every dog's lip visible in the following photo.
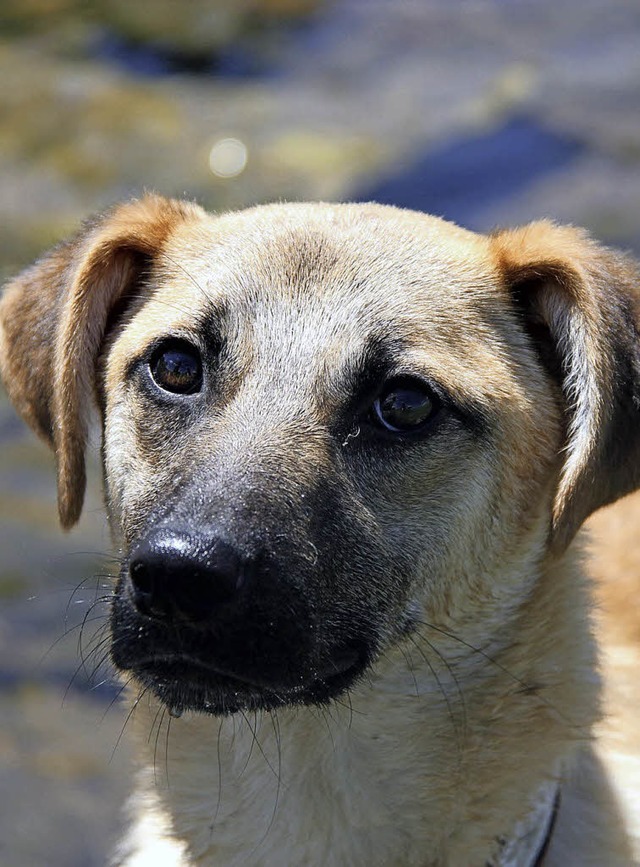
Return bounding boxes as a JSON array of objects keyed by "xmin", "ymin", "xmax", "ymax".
[
  {"xmin": 133, "ymin": 653, "xmax": 279, "ymax": 693},
  {"xmin": 132, "ymin": 643, "xmax": 363, "ymax": 692}
]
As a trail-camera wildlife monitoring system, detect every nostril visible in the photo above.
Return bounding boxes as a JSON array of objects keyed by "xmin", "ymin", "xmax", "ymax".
[
  {"xmin": 130, "ymin": 558, "xmax": 153, "ymax": 594},
  {"xmin": 128, "ymin": 556, "xmax": 171, "ymax": 621},
  {"xmin": 207, "ymin": 541, "xmax": 249, "ymax": 601}
]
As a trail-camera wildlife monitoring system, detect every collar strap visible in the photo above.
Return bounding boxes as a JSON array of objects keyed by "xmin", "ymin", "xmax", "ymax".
[{"xmin": 486, "ymin": 783, "xmax": 560, "ymax": 867}]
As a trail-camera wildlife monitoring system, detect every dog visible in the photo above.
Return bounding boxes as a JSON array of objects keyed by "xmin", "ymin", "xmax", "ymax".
[{"xmin": 0, "ymin": 195, "xmax": 638, "ymax": 866}]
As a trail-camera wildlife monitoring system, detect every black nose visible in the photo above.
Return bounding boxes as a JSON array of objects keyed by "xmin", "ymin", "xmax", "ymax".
[{"xmin": 128, "ymin": 529, "xmax": 251, "ymax": 623}]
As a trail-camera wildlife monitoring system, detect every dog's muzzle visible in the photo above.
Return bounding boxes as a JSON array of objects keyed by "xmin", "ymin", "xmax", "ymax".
[{"xmin": 110, "ymin": 525, "xmax": 372, "ymax": 715}]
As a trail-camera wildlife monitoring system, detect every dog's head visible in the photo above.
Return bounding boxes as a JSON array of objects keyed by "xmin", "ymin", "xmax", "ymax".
[{"xmin": 1, "ymin": 196, "xmax": 639, "ymax": 715}]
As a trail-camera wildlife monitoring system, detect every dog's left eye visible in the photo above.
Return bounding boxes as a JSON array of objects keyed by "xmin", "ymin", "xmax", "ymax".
[
  {"xmin": 149, "ymin": 340, "xmax": 203, "ymax": 395},
  {"xmin": 371, "ymin": 378, "xmax": 440, "ymax": 433}
]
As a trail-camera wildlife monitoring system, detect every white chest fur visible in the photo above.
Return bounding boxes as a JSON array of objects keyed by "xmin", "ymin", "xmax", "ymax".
[
  {"xmin": 114, "ymin": 639, "xmax": 581, "ymax": 867},
  {"xmin": 120, "ymin": 678, "xmax": 458, "ymax": 865}
]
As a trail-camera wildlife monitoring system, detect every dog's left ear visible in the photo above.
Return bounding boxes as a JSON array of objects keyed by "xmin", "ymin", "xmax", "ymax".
[
  {"xmin": 0, "ymin": 195, "xmax": 206, "ymax": 529},
  {"xmin": 492, "ymin": 221, "xmax": 640, "ymax": 551}
]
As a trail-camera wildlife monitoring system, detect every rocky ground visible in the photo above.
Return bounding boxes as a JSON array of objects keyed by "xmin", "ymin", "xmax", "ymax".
[{"xmin": 1, "ymin": 1, "xmax": 639, "ymax": 863}]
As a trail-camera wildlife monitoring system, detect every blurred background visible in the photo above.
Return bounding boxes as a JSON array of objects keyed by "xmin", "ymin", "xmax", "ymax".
[{"xmin": 1, "ymin": 2, "xmax": 639, "ymax": 864}]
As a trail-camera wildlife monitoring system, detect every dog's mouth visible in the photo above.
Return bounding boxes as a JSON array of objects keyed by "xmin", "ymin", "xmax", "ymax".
[
  {"xmin": 110, "ymin": 528, "xmax": 379, "ymax": 715},
  {"xmin": 123, "ymin": 642, "xmax": 369, "ymax": 715}
]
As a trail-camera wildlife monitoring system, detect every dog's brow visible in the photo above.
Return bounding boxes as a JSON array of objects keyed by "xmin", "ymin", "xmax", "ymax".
[
  {"xmin": 331, "ymin": 332, "xmax": 490, "ymax": 435},
  {"xmin": 195, "ymin": 301, "xmax": 229, "ymax": 343},
  {"xmin": 338, "ymin": 333, "xmax": 403, "ymax": 394}
]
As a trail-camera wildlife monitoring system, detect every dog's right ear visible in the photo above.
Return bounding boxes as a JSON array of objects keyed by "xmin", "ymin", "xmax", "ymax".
[{"xmin": 0, "ymin": 194, "xmax": 205, "ymax": 529}]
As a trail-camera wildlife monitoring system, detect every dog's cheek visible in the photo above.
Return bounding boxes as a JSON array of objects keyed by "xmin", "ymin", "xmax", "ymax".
[
  {"xmin": 102, "ymin": 396, "xmax": 177, "ymax": 545},
  {"xmin": 309, "ymin": 494, "xmax": 409, "ymax": 649},
  {"xmin": 351, "ymin": 430, "xmax": 554, "ymax": 632},
  {"xmin": 349, "ymin": 440, "xmax": 486, "ymax": 601},
  {"xmin": 102, "ymin": 399, "xmax": 133, "ymax": 534}
]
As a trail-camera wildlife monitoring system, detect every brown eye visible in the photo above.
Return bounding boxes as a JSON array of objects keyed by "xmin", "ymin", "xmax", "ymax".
[
  {"xmin": 372, "ymin": 379, "xmax": 439, "ymax": 433},
  {"xmin": 150, "ymin": 340, "xmax": 202, "ymax": 395}
]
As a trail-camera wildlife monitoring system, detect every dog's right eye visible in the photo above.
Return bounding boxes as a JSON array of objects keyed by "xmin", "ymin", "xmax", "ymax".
[
  {"xmin": 149, "ymin": 340, "xmax": 203, "ymax": 395},
  {"xmin": 369, "ymin": 377, "xmax": 441, "ymax": 434}
]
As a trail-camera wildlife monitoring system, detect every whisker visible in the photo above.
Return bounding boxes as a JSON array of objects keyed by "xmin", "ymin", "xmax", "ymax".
[
  {"xmin": 161, "ymin": 253, "xmax": 214, "ymax": 307},
  {"xmin": 164, "ymin": 714, "xmax": 173, "ymax": 791},
  {"xmin": 318, "ymin": 705, "xmax": 337, "ymax": 748},
  {"xmin": 42, "ymin": 612, "xmax": 108, "ymax": 664},
  {"xmin": 124, "ymin": 292, "xmax": 196, "ymax": 320},
  {"xmin": 212, "ymin": 717, "xmax": 225, "ymax": 833},
  {"xmin": 269, "ymin": 711, "xmax": 283, "ymax": 813},
  {"xmin": 416, "ymin": 619, "xmax": 578, "ymax": 728},
  {"xmin": 239, "ymin": 710, "xmax": 280, "ymax": 782},
  {"xmin": 100, "ymin": 673, "xmax": 134, "ymax": 724},
  {"xmin": 110, "ymin": 687, "xmax": 148, "ymax": 763},
  {"xmin": 331, "ymin": 689, "xmax": 359, "ymax": 725},
  {"xmin": 398, "ymin": 645, "xmax": 421, "ymax": 698},
  {"xmin": 405, "ymin": 634, "xmax": 466, "ymax": 756},
  {"xmin": 152, "ymin": 706, "xmax": 168, "ymax": 787}
]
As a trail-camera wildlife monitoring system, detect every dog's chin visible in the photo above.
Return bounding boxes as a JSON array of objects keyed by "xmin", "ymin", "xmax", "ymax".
[{"xmin": 126, "ymin": 648, "xmax": 369, "ymax": 716}]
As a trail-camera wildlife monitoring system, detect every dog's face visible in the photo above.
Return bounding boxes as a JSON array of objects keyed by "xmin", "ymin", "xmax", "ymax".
[
  {"xmin": 1, "ymin": 197, "xmax": 639, "ymax": 716},
  {"xmin": 102, "ymin": 205, "xmax": 561, "ymax": 714}
]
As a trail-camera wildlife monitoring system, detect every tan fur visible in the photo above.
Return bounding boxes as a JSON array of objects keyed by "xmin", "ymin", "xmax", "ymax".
[
  {"xmin": 0, "ymin": 195, "xmax": 205, "ymax": 527},
  {"xmin": 1, "ymin": 196, "xmax": 639, "ymax": 866},
  {"xmin": 587, "ymin": 491, "xmax": 640, "ymax": 860},
  {"xmin": 492, "ymin": 223, "xmax": 640, "ymax": 550}
]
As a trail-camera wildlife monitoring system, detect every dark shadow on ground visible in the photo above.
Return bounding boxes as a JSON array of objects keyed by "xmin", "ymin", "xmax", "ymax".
[{"xmin": 355, "ymin": 115, "xmax": 584, "ymax": 228}]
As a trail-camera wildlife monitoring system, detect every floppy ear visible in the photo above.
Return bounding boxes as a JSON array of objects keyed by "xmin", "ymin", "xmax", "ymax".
[
  {"xmin": 0, "ymin": 194, "xmax": 205, "ymax": 529},
  {"xmin": 492, "ymin": 221, "xmax": 640, "ymax": 551}
]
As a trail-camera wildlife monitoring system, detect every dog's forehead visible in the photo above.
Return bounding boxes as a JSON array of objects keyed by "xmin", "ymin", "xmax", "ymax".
[
  {"xmin": 158, "ymin": 204, "xmax": 505, "ymax": 343},
  {"xmin": 164, "ymin": 205, "xmax": 514, "ymax": 376},
  {"xmin": 164, "ymin": 202, "xmax": 498, "ymax": 306}
]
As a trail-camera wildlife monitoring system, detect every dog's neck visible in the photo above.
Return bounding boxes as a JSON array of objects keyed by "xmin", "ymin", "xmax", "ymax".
[{"xmin": 117, "ymin": 548, "xmax": 599, "ymax": 867}]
